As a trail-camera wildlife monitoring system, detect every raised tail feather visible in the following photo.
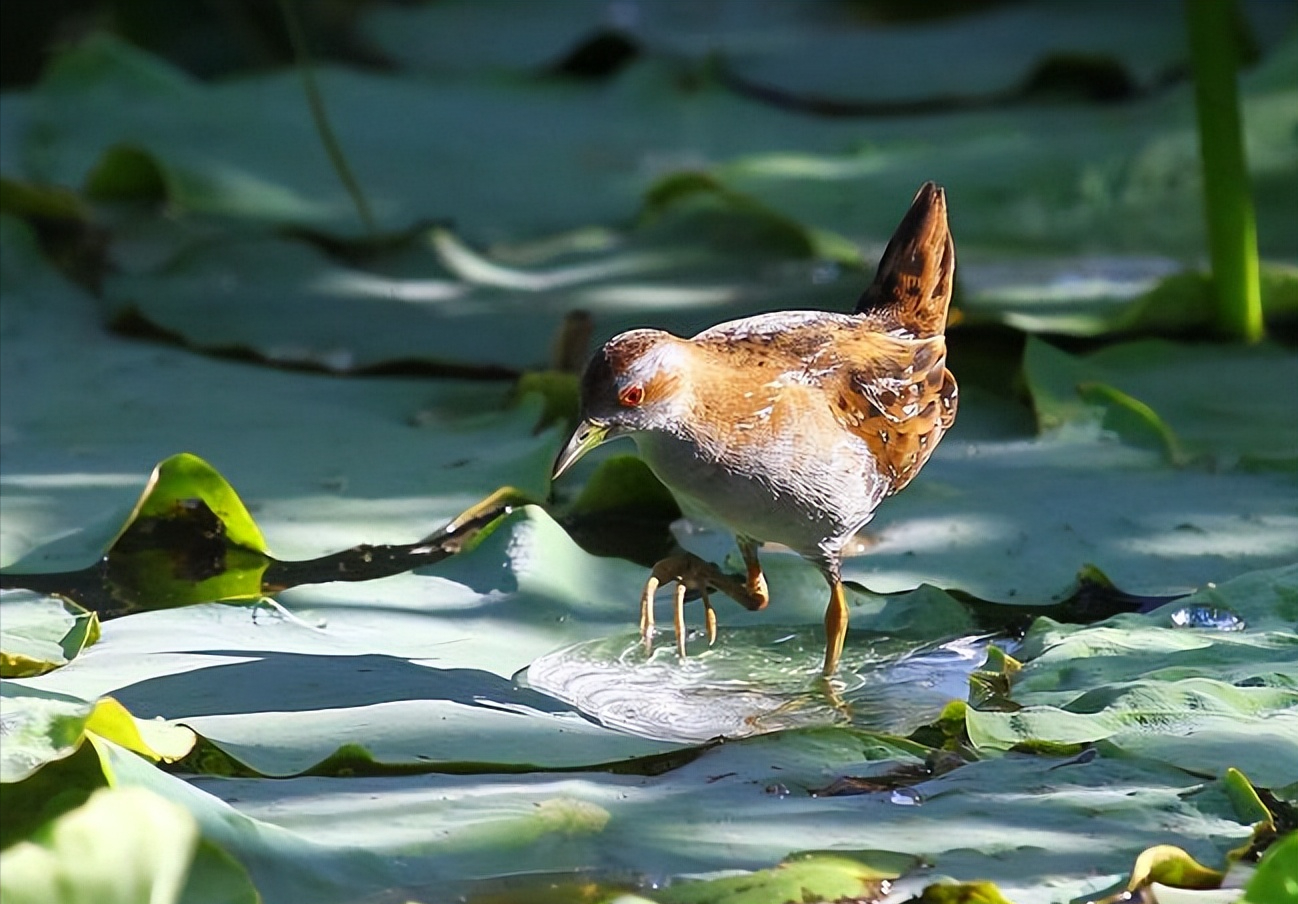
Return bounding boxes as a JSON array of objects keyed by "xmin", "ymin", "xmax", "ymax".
[{"xmin": 854, "ymin": 181, "xmax": 955, "ymax": 340}]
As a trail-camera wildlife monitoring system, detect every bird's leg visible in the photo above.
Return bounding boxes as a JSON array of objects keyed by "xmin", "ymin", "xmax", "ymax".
[
  {"xmin": 737, "ymin": 538, "xmax": 770, "ymax": 611},
  {"xmin": 822, "ymin": 577, "xmax": 849, "ymax": 677},
  {"xmin": 640, "ymin": 551, "xmax": 761, "ymax": 657}
]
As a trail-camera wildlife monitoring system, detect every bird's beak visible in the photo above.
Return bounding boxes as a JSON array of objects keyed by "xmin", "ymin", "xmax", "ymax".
[{"xmin": 552, "ymin": 419, "xmax": 612, "ymax": 480}]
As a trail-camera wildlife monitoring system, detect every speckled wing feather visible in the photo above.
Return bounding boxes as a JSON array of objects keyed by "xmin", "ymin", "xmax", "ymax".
[
  {"xmin": 691, "ymin": 315, "xmax": 956, "ymax": 494},
  {"xmin": 692, "ymin": 310, "xmax": 859, "ymax": 368},
  {"xmin": 828, "ymin": 330, "xmax": 958, "ymax": 493}
]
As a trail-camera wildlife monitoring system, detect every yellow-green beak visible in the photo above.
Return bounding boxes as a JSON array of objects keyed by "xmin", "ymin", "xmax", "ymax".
[{"xmin": 552, "ymin": 419, "xmax": 611, "ymax": 480}]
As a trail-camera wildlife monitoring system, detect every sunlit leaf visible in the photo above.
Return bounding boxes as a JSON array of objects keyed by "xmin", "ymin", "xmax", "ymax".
[
  {"xmin": 0, "ymin": 591, "xmax": 100, "ymax": 677},
  {"xmin": 120, "ymin": 453, "xmax": 267, "ymax": 555},
  {"xmin": 1128, "ymin": 844, "xmax": 1224, "ymax": 890},
  {"xmin": 0, "ymin": 684, "xmax": 194, "ymax": 783},
  {"xmin": 1241, "ymin": 831, "xmax": 1298, "ymax": 904},
  {"xmin": 964, "ymin": 567, "xmax": 1298, "ymax": 784},
  {"xmin": 1223, "ymin": 768, "xmax": 1275, "ymax": 832},
  {"xmin": 914, "ymin": 881, "xmax": 1017, "ymax": 904}
]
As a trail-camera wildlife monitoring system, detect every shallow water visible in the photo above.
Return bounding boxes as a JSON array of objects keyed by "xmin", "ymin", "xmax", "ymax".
[{"xmin": 524, "ymin": 626, "xmax": 998, "ymax": 743}]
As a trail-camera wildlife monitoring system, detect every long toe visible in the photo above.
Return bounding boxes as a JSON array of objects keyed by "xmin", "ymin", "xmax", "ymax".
[
  {"xmin": 702, "ymin": 589, "xmax": 717, "ymax": 646},
  {"xmin": 639, "ymin": 551, "xmax": 761, "ymax": 661},
  {"xmin": 673, "ymin": 582, "xmax": 688, "ymax": 658},
  {"xmin": 640, "ymin": 575, "xmax": 660, "ymax": 650}
]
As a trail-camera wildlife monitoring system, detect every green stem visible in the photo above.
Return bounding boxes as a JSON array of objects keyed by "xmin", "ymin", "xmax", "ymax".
[
  {"xmin": 1184, "ymin": 0, "xmax": 1263, "ymax": 342},
  {"xmin": 277, "ymin": 0, "xmax": 377, "ymax": 234}
]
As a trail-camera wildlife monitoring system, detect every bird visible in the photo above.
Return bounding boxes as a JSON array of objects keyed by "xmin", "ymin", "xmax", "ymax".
[{"xmin": 552, "ymin": 182, "xmax": 958, "ymax": 676}]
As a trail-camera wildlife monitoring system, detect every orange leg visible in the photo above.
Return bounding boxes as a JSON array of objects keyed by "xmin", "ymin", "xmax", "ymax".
[{"xmin": 822, "ymin": 579, "xmax": 849, "ymax": 676}]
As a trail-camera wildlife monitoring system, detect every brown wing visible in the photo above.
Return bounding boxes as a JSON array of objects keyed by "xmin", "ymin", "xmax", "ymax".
[
  {"xmin": 689, "ymin": 313, "xmax": 957, "ymax": 493},
  {"xmin": 828, "ymin": 331, "xmax": 958, "ymax": 493},
  {"xmin": 691, "ymin": 310, "xmax": 860, "ymax": 373},
  {"xmin": 854, "ymin": 182, "xmax": 955, "ymax": 340}
]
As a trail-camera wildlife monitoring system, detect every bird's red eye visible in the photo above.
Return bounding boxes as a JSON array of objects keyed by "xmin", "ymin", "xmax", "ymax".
[{"xmin": 618, "ymin": 384, "xmax": 645, "ymax": 407}]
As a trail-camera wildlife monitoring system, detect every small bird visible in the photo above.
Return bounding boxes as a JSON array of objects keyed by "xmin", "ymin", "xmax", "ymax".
[{"xmin": 553, "ymin": 182, "xmax": 958, "ymax": 676}]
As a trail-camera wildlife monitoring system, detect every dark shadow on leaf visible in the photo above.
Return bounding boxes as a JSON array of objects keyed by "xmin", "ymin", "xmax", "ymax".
[{"xmin": 111, "ymin": 650, "xmax": 576, "ymax": 719}]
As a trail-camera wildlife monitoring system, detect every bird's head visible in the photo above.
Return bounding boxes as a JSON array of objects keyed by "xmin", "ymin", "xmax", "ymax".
[{"xmin": 552, "ymin": 329, "xmax": 688, "ymax": 480}]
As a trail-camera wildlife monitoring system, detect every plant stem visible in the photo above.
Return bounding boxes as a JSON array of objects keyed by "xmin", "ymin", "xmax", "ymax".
[
  {"xmin": 277, "ymin": 0, "xmax": 377, "ymax": 234},
  {"xmin": 1184, "ymin": 0, "xmax": 1263, "ymax": 342}
]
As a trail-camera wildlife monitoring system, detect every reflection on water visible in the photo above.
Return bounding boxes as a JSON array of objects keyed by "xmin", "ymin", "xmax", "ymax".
[
  {"xmin": 524, "ymin": 627, "xmax": 996, "ymax": 744},
  {"xmin": 1169, "ymin": 605, "xmax": 1245, "ymax": 631}
]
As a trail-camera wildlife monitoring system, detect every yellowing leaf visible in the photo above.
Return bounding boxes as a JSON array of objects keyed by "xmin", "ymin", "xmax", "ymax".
[
  {"xmin": 84, "ymin": 697, "xmax": 196, "ymax": 764},
  {"xmin": 1128, "ymin": 845, "xmax": 1224, "ymax": 891}
]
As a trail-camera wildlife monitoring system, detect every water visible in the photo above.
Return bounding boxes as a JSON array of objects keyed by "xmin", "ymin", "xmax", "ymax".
[
  {"xmin": 1169, "ymin": 605, "xmax": 1245, "ymax": 631},
  {"xmin": 523, "ymin": 627, "xmax": 998, "ymax": 743}
]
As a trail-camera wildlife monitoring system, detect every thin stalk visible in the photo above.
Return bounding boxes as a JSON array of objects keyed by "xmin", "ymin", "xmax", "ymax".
[
  {"xmin": 1184, "ymin": 0, "xmax": 1263, "ymax": 342},
  {"xmin": 277, "ymin": 0, "xmax": 377, "ymax": 234}
]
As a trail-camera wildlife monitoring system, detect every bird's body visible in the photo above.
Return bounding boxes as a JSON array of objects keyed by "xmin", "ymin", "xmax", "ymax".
[
  {"xmin": 554, "ymin": 183, "xmax": 958, "ymax": 676},
  {"xmin": 625, "ymin": 311, "xmax": 953, "ymax": 571}
]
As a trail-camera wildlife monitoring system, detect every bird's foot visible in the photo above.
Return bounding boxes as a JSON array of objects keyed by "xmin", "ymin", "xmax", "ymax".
[{"xmin": 640, "ymin": 553, "xmax": 764, "ymax": 658}]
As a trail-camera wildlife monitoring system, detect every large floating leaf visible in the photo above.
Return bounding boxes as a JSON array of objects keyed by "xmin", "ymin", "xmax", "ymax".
[
  {"xmin": 0, "ymin": 591, "xmax": 100, "ymax": 677},
  {"xmin": 0, "ymin": 217, "xmax": 559, "ymax": 572},
  {"xmin": 964, "ymin": 566, "xmax": 1298, "ymax": 786},
  {"xmin": 960, "ymin": 259, "xmax": 1298, "ymax": 336},
  {"xmin": 179, "ymin": 729, "xmax": 1252, "ymax": 904},
  {"xmin": 967, "ymin": 678, "xmax": 1298, "ymax": 786},
  {"xmin": 3, "ymin": 32, "xmax": 1294, "ymax": 256},
  {"xmin": 0, "ymin": 683, "xmax": 193, "ymax": 784},
  {"xmin": 361, "ymin": 0, "xmax": 610, "ymax": 75},
  {"xmin": 101, "ymin": 227, "xmax": 851, "ymax": 373},
  {"xmin": 362, "ymin": 0, "xmax": 1295, "ymax": 105},
  {"xmin": 1025, "ymin": 337, "xmax": 1298, "ymax": 467}
]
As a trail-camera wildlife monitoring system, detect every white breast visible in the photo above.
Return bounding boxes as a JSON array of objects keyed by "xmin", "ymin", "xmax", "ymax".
[{"xmin": 633, "ymin": 399, "xmax": 890, "ymax": 566}]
